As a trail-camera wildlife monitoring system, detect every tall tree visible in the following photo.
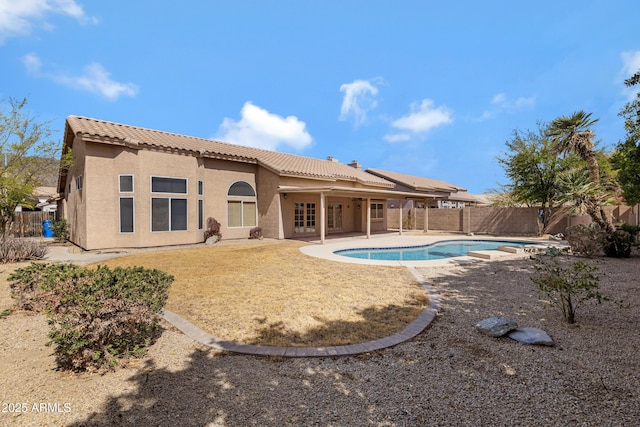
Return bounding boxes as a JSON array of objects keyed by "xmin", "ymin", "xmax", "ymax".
[
  {"xmin": 0, "ymin": 98, "xmax": 69, "ymax": 240},
  {"xmin": 612, "ymin": 69, "xmax": 640, "ymax": 204},
  {"xmin": 546, "ymin": 111, "xmax": 614, "ymax": 233},
  {"xmin": 497, "ymin": 125, "xmax": 577, "ymax": 234}
]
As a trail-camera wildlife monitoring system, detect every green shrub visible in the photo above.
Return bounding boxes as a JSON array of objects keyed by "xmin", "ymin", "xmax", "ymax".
[
  {"xmin": 52, "ymin": 219, "xmax": 70, "ymax": 242},
  {"xmin": 530, "ymin": 248, "xmax": 608, "ymax": 324},
  {"xmin": 8, "ymin": 263, "xmax": 173, "ymax": 371},
  {"xmin": 0, "ymin": 237, "xmax": 48, "ymax": 263}
]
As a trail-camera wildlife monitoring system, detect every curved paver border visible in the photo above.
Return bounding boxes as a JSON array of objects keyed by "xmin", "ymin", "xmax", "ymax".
[{"xmin": 162, "ymin": 266, "xmax": 440, "ymax": 357}]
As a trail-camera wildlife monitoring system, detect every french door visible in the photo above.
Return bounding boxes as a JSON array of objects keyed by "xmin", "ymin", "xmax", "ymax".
[
  {"xmin": 294, "ymin": 202, "xmax": 316, "ymax": 233},
  {"xmin": 327, "ymin": 203, "xmax": 343, "ymax": 232}
]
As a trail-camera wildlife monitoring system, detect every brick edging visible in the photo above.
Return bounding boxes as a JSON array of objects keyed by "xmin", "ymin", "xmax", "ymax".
[{"xmin": 162, "ymin": 266, "xmax": 440, "ymax": 357}]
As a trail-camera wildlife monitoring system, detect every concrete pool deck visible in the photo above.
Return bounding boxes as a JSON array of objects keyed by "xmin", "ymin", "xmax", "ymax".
[{"xmin": 300, "ymin": 233, "xmax": 563, "ymax": 267}]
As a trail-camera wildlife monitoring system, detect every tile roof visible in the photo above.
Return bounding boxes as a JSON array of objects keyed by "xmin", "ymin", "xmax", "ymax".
[
  {"xmin": 365, "ymin": 168, "xmax": 466, "ymax": 192},
  {"xmin": 65, "ymin": 116, "xmax": 393, "ymax": 187}
]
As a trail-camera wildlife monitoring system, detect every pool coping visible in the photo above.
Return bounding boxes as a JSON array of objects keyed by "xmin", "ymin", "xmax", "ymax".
[{"xmin": 300, "ymin": 234, "xmax": 563, "ymax": 267}]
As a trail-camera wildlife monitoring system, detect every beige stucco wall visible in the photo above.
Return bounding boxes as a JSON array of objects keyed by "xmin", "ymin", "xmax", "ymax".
[
  {"xmin": 67, "ymin": 139, "xmax": 266, "ymax": 250},
  {"xmin": 386, "ymin": 205, "xmax": 640, "ymax": 236},
  {"xmin": 62, "ymin": 135, "xmax": 88, "ymax": 248}
]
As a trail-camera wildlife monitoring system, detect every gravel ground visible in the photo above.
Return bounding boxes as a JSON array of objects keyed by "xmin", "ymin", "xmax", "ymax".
[{"xmin": 1, "ymin": 255, "xmax": 638, "ymax": 426}]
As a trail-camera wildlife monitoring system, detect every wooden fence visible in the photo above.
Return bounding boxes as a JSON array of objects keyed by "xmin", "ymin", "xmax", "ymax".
[{"xmin": 10, "ymin": 211, "xmax": 56, "ymax": 238}]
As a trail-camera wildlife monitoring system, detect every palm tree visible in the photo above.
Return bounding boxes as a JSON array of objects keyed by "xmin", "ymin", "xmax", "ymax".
[
  {"xmin": 546, "ymin": 111, "xmax": 614, "ymax": 234},
  {"xmin": 547, "ymin": 111, "xmax": 601, "ymax": 183}
]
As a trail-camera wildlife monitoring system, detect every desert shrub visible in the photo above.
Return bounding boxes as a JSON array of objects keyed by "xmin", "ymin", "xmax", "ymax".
[
  {"xmin": 249, "ymin": 226, "xmax": 263, "ymax": 239},
  {"xmin": 601, "ymin": 224, "xmax": 640, "ymax": 258},
  {"xmin": 566, "ymin": 223, "xmax": 605, "ymax": 257},
  {"xmin": 204, "ymin": 217, "xmax": 222, "ymax": 242},
  {"xmin": 0, "ymin": 237, "xmax": 48, "ymax": 263},
  {"xmin": 8, "ymin": 262, "xmax": 79, "ymax": 311},
  {"xmin": 8, "ymin": 263, "xmax": 173, "ymax": 371},
  {"xmin": 52, "ymin": 219, "xmax": 70, "ymax": 242},
  {"xmin": 530, "ymin": 248, "xmax": 608, "ymax": 324}
]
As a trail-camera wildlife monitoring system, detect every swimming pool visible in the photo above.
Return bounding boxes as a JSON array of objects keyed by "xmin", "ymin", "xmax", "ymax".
[{"xmin": 334, "ymin": 240, "xmax": 532, "ymax": 261}]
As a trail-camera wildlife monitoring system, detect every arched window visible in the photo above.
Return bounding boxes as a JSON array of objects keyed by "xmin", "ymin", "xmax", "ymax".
[
  {"xmin": 227, "ymin": 181, "xmax": 257, "ymax": 228},
  {"xmin": 228, "ymin": 181, "xmax": 256, "ymax": 197}
]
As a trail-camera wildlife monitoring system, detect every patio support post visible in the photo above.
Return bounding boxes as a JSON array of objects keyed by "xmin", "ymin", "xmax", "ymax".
[
  {"xmin": 424, "ymin": 198, "xmax": 429, "ymax": 233},
  {"xmin": 366, "ymin": 198, "xmax": 371, "ymax": 239},
  {"xmin": 320, "ymin": 191, "xmax": 326, "ymax": 244},
  {"xmin": 399, "ymin": 199, "xmax": 403, "ymax": 236}
]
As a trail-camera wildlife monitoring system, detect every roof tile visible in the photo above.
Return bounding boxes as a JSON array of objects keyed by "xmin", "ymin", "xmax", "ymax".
[{"xmin": 66, "ymin": 116, "xmax": 392, "ymax": 187}]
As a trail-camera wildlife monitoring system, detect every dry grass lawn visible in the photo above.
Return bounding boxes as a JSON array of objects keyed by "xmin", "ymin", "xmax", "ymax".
[{"xmin": 97, "ymin": 241, "xmax": 428, "ymax": 347}]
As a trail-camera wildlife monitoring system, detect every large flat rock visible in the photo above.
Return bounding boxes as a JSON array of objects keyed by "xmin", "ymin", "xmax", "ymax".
[{"xmin": 508, "ymin": 327, "xmax": 554, "ymax": 346}]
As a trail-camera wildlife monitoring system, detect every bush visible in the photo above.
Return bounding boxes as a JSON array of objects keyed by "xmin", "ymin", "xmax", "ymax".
[
  {"xmin": 8, "ymin": 263, "xmax": 173, "ymax": 371},
  {"xmin": 530, "ymin": 248, "xmax": 608, "ymax": 324},
  {"xmin": 204, "ymin": 217, "xmax": 222, "ymax": 242},
  {"xmin": 601, "ymin": 224, "xmax": 640, "ymax": 258},
  {"xmin": 566, "ymin": 223, "xmax": 605, "ymax": 257},
  {"xmin": 249, "ymin": 226, "xmax": 263, "ymax": 239},
  {"xmin": 0, "ymin": 237, "xmax": 48, "ymax": 263},
  {"xmin": 52, "ymin": 219, "xmax": 70, "ymax": 242}
]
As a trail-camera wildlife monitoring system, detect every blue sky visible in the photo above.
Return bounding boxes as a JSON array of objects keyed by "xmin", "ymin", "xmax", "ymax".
[{"xmin": 2, "ymin": 1, "xmax": 640, "ymax": 194}]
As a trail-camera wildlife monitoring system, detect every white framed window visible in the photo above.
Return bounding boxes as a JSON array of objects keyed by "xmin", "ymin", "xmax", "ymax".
[
  {"xmin": 227, "ymin": 181, "xmax": 257, "ymax": 228},
  {"xmin": 119, "ymin": 197, "xmax": 134, "ymax": 233},
  {"xmin": 151, "ymin": 198, "xmax": 187, "ymax": 231},
  {"xmin": 119, "ymin": 175, "xmax": 134, "ymax": 193},
  {"xmin": 371, "ymin": 202, "xmax": 384, "ymax": 219},
  {"xmin": 75, "ymin": 176, "xmax": 83, "ymax": 191},
  {"xmin": 151, "ymin": 176, "xmax": 187, "ymax": 194},
  {"xmin": 197, "ymin": 180, "xmax": 204, "ymax": 196}
]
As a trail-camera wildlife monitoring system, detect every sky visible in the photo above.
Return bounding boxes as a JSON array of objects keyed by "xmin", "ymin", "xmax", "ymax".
[{"xmin": 2, "ymin": 0, "xmax": 640, "ymax": 194}]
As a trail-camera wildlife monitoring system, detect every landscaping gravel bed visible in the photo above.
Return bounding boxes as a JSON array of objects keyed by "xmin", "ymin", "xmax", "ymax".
[{"xmin": 1, "ymin": 256, "xmax": 638, "ymax": 426}]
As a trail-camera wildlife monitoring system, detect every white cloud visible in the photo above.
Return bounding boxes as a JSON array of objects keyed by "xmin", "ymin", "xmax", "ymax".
[
  {"xmin": 390, "ymin": 99, "xmax": 453, "ymax": 133},
  {"xmin": 22, "ymin": 52, "xmax": 42, "ymax": 74},
  {"xmin": 491, "ymin": 92, "xmax": 536, "ymax": 110},
  {"xmin": 0, "ymin": 0, "xmax": 97, "ymax": 43},
  {"xmin": 620, "ymin": 51, "xmax": 640, "ymax": 100},
  {"xmin": 621, "ymin": 51, "xmax": 640, "ymax": 78},
  {"xmin": 474, "ymin": 92, "xmax": 536, "ymax": 121},
  {"xmin": 22, "ymin": 53, "xmax": 139, "ymax": 100},
  {"xmin": 339, "ymin": 78, "xmax": 381, "ymax": 127},
  {"xmin": 217, "ymin": 102, "xmax": 313, "ymax": 151},
  {"xmin": 383, "ymin": 133, "xmax": 411, "ymax": 143}
]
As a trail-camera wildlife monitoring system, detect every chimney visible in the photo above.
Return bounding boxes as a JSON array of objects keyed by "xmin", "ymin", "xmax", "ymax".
[
  {"xmin": 326, "ymin": 156, "xmax": 339, "ymax": 163},
  {"xmin": 348, "ymin": 160, "xmax": 361, "ymax": 170}
]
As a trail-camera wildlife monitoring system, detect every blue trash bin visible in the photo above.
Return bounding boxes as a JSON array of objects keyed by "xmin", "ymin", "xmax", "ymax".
[{"xmin": 43, "ymin": 220, "xmax": 54, "ymax": 238}]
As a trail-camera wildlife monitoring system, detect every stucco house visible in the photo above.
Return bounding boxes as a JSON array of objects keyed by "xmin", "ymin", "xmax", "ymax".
[{"xmin": 57, "ymin": 116, "xmax": 465, "ymax": 250}]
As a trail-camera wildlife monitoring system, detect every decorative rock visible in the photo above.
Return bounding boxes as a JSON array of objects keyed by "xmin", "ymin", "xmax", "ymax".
[
  {"xmin": 508, "ymin": 327, "xmax": 554, "ymax": 346},
  {"xmin": 205, "ymin": 236, "xmax": 219, "ymax": 245},
  {"xmin": 475, "ymin": 317, "xmax": 518, "ymax": 337}
]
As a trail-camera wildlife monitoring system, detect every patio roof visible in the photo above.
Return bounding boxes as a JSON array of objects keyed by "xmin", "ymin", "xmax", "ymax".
[{"xmin": 277, "ymin": 185, "xmax": 444, "ymax": 200}]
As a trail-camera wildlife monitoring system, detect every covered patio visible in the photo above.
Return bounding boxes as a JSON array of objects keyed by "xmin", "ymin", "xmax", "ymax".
[{"xmin": 278, "ymin": 185, "xmax": 442, "ymax": 244}]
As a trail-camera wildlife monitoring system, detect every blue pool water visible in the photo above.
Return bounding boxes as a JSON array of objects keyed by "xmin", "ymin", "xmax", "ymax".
[{"xmin": 334, "ymin": 240, "xmax": 531, "ymax": 261}]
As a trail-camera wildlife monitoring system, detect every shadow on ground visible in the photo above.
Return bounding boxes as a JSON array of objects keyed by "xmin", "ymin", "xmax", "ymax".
[{"xmin": 64, "ymin": 256, "xmax": 640, "ymax": 426}]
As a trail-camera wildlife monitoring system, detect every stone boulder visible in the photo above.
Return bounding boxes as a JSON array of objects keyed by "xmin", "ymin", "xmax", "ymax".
[
  {"xmin": 508, "ymin": 327, "xmax": 554, "ymax": 346},
  {"xmin": 475, "ymin": 317, "xmax": 518, "ymax": 337},
  {"xmin": 205, "ymin": 235, "xmax": 219, "ymax": 245}
]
